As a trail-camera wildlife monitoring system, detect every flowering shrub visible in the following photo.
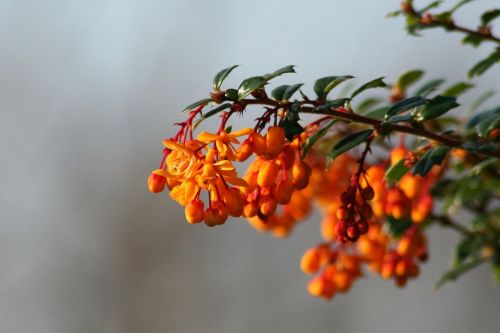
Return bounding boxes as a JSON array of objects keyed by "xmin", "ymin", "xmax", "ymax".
[{"xmin": 149, "ymin": 0, "xmax": 500, "ymax": 299}]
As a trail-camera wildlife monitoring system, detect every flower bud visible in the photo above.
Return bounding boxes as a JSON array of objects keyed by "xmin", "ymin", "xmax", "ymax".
[
  {"xmin": 185, "ymin": 200, "xmax": 205, "ymax": 224},
  {"xmin": 265, "ymin": 126, "xmax": 285, "ymax": 159},
  {"xmin": 257, "ymin": 161, "xmax": 279, "ymax": 188},
  {"xmin": 292, "ymin": 160, "xmax": 311, "ymax": 190},
  {"xmin": 148, "ymin": 171, "xmax": 167, "ymax": 193},
  {"xmin": 251, "ymin": 132, "xmax": 267, "ymax": 156}
]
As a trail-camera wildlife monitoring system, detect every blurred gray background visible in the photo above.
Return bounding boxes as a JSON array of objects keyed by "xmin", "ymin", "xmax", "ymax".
[{"xmin": 0, "ymin": 0, "xmax": 499, "ymax": 332}]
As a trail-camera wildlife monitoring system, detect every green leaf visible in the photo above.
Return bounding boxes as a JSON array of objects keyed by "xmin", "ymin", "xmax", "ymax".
[
  {"xmin": 386, "ymin": 216, "xmax": 412, "ymax": 237},
  {"xmin": 385, "ymin": 159, "xmax": 410, "ymax": 184},
  {"xmin": 411, "ymin": 146, "xmax": 450, "ymax": 176},
  {"xmin": 364, "ymin": 106, "xmax": 390, "ymax": 120},
  {"xmin": 192, "ymin": 103, "xmax": 232, "ymax": 129},
  {"xmin": 436, "ymin": 257, "xmax": 485, "ymax": 289},
  {"xmin": 481, "ymin": 9, "xmax": 500, "ymax": 26},
  {"xmin": 183, "ymin": 98, "xmax": 212, "ymax": 112},
  {"xmin": 302, "ymin": 120, "xmax": 338, "ymax": 158},
  {"xmin": 397, "ymin": 69, "xmax": 424, "ymax": 91},
  {"xmin": 350, "ymin": 77, "xmax": 387, "ymax": 99},
  {"xmin": 385, "ymin": 96, "xmax": 428, "ymax": 119},
  {"xmin": 314, "ymin": 76, "xmax": 354, "ymax": 100},
  {"xmin": 414, "ymin": 95, "xmax": 459, "ymax": 121},
  {"xmin": 282, "ymin": 102, "xmax": 304, "ymax": 141},
  {"xmin": 455, "ymin": 235, "xmax": 484, "ymax": 264},
  {"xmin": 271, "ymin": 84, "xmax": 303, "ymax": 101},
  {"xmin": 468, "ymin": 51, "xmax": 500, "ymax": 78},
  {"xmin": 414, "ymin": 79, "xmax": 445, "ymax": 97},
  {"xmin": 469, "ymin": 157, "xmax": 499, "ymax": 176},
  {"xmin": 356, "ymin": 97, "xmax": 382, "ymax": 114},
  {"xmin": 467, "ymin": 90, "xmax": 494, "ymax": 115},
  {"xmin": 492, "ymin": 246, "xmax": 500, "ymax": 283},
  {"xmin": 263, "ymin": 65, "xmax": 296, "ymax": 81},
  {"xmin": 465, "ymin": 106, "xmax": 500, "ymax": 137},
  {"xmin": 462, "ymin": 142, "xmax": 499, "ymax": 154},
  {"xmin": 462, "ymin": 34, "xmax": 486, "ymax": 48},
  {"xmin": 442, "ymin": 82, "xmax": 474, "ymax": 97},
  {"xmin": 315, "ymin": 98, "xmax": 350, "ymax": 111},
  {"xmin": 450, "ymin": 0, "xmax": 474, "ymax": 13},
  {"xmin": 213, "ymin": 65, "xmax": 239, "ymax": 91},
  {"xmin": 327, "ymin": 129, "xmax": 373, "ymax": 165},
  {"xmin": 238, "ymin": 76, "xmax": 267, "ymax": 100},
  {"xmin": 419, "ymin": 1, "xmax": 442, "ymax": 13}
]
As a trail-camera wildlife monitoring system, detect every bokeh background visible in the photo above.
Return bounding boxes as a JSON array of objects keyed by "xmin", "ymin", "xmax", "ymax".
[{"xmin": 1, "ymin": 0, "xmax": 499, "ymax": 332}]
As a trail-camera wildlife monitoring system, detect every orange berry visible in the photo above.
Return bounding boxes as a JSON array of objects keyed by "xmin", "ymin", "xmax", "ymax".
[
  {"xmin": 308, "ymin": 276, "xmax": 335, "ymax": 299},
  {"xmin": 396, "ymin": 237, "xmax": 412, "ymax": 257},
  {"xmin": 166, "ymin": 177, "xmax": 180, "ymax": 190},
  {"xmin": 185, "ymin": 200, "xmax": 205, "ymax": 224},
  {"xmin": 148, "ymin": 172, "xmax": 166, "ymax": 193},
  {"xmin": 204, "ymin": 201, "xmax": 228, "ymax": 227},
  {"xmin": 265, "ymin": 126, "xmax": 286, "ymax": 159},
  {"xmin": 257, "ymin": 161, "xmax": 280, "ymax": 188},
  {"xmin": 395, "ymin": 260, "xmax": 408, "ymax": 277},
  {"xmin": 381, "ymin": 262, "xmax": 395, "ymax": 279},
  {"xmin": 333, "ymin": 271, "xmax": 352, "ymax": 292}
]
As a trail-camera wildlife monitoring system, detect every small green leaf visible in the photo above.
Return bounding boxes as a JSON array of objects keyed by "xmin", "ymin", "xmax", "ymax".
[
  {"xmin": 450, "ymin": 0, "xmax": 474, "ymax": 13},
  {"xmin": 271, "ymin": 83, "xmax": 303, "ymax": 101},
  {"xmin": 315, "ymin": 98, "xmax": 350, "ymax": 111},
  {"xmin": 385, "ymin": 96, "xmax": 428, "ymax": 119},
  {"xmin": 314, "ymin": 76, "xmax": 354, "ymax": 100},
  {"xmin": 213, "ymin": 65, "xmax": 239, "ymax": 91},
  {"xmin": 397, "ymin": 69, "xmax": 424, "ymax": 91},
  {"xmin": 238, "ymin": 76, "xmax": 267, "ymax": 100},
  {"xmin": 364, "ymin": 106, "xmax": 390, "ymax": 120},
  {"xmin": 411, "ymin": 146, "xmax": 450, "ymax": 176},
  {"xmin": 465, "ymin": 106, "xmax": 500, "ymax": 137},
  {"xmin": 462, "ymin": 142, "xmax": 499, "ymax": 154},
  {"xmin": 414, "ymin": 95, "xmax": 459, "ymax": 121},
  {"xmin": 183, "ymin": 98, "xmax": 212, "ymax": 112},
  {"xmin": 414, "ymin": 79, "xmax": 445, "ymax": 97},
  {"xmin": 385, "ymin": 159, "xmax": 410, "ymax": 184},
  {"xmin": 192, "ymin": 103, "xmax": 232, "ymax": 129},
  {"xmin": 467, "ymin": 90, "xmax": 494, "ymax": 116},
  {"xmin": 386, "ymin": 216, "xmax": 412, "ymax": 237},
  {"xmin": 356, "ymin": 97, "xmax": 382, "ymax": 114},
  {"xmin": 419, "ymin": 1, "xmax": 442, "ymax": 13},
  {"xmin": 442, "ymin": 82, "xmax": 474, "ymax": 97},
  {"xmin": 436, "ymin": 257, "xmax": 486, "ymax": 289},
  {"xmin": 302, "ymin": 120, "xmax": 338, "ymax": 158},
  {"xmin": 350, "ymin": 77, "xmax": 387, "ymax": 99},
  {"xmin": 468, "ymin": 51, "xmax": 500, "ymax": 78},
  {"xmin": 327, "ymin": 129, "xmax": 373, "ymax": 165},
  {"xmin": 481, "ymin": 9, "xmax": 500, "ymax": 25},
  {"xmin": 264, "ymin": 65, "xmax": 296, "ymax": 81},
  {"xmin": 455, "ymin": 235, "xmax": 484, "ymax": 264},
  {"xmin": 462, "ymin": 34, "xmax": 486, "ymax": 48}
]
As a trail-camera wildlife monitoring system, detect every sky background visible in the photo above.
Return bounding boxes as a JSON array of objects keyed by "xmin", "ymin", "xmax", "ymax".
[{"xmin": 0, "ymin": 0, "xmax": 499, "ymax": 332}]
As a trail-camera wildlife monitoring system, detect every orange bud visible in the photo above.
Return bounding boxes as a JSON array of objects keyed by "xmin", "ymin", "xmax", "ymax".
[
  {"xmin": 259, "ymin": 197, "xmax": 277, "ymax": 216},
  {"xmin": 257, "ymin": 161, "xmax": 279, "ymax": 188},
  {"xmin": 333, "ymin": 271, "xmax": 352, "ymax": 292},
  {"xmin": 308, "ymin": 276, "xmax": 335, "ymax": 299},
  {"xmin": 396, "ymin": 237, "xmax": 412, "ymax": 257},
  {"xmin": 301, "ymin": 248, "xmax": 321, "ymax": 275},
  {"xmin": 251, "ymin": 132, "xmax": 267, "ymax": 156},
  {"xmin": 282, "ymin": 146, "xmax": 296, "ymax": 170},
  {"xmin": 236, "ymin": 141, "xmax": 254, "ymax": 162},
  {"xmin": 185, "ymin": 200, "xmax": 205, "ymax": 224},
  {"xmin": 390, "ymin": 147, "xmax": 407, "ymax": 166},
  {"xmin": 223, "ymin": 187, "xmax": 244, "ymax": 217},
  {"xmin": 148, "ymin": 172, "xmax": 166, "ymax": 193},
  {"xmin": 274, "ymin": 178, "xmax": 294, "ymax": 204},
  {"xmin": 395, "ymin": 260, "xmax": 408, "ymax": 277},
  {"xmin": 265, "ymin": 126, "xmax": 285, "ymax": 158},
  {"xmin": 292, "ymin": 160, "xmax": 311, "ymax": 190},
  {"xmin": 166, "ymin": 177, "xmax": 180, "ymax": 190},
  {"xmin": 204, "ymin": 201, "xmax": 228, "ymax": 227},
  {"xmin": 381, "ymin": 262, "xmax": 395, "ymax": 279},
  {"xmin": 243, "ymin": 202, "xmax": 258, "ymax": 218}
]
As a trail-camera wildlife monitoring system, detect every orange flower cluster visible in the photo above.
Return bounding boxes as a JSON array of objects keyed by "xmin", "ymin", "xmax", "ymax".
[
  {"xmin": 243, "ymin": 129, "xmax": 312, "ymax": 237},
  {"xmin": 148, "ymin": 124, "xmax": 313, "ymax": 232},
  {"xmin": 299, "ymin": 145, "xmax": 438, "ymax": 299},
  {"xmin": 301, "ymin": 244, "xmax": 362, "ymax": 299}
]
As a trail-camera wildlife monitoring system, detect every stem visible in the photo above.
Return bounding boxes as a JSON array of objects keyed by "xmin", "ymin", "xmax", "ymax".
[
  {"xmin": 432, "ymin": 214, "xmax": 476, "ymax": 237},
  {"xmin": 242, "ymin": 98, "xmax": 500, "ymax": 159}
]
